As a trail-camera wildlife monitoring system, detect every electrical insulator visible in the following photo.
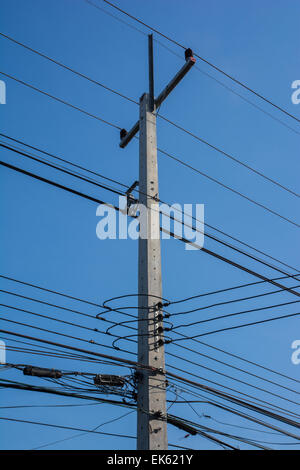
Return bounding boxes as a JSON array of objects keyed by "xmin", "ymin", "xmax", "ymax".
[
  {"xmin": 184, "ymin": 48, "xmax": 194, "ymax": 60},
  {"xmin": 120, "ymin": 128, "xmax": 127, "ymax": 140}
]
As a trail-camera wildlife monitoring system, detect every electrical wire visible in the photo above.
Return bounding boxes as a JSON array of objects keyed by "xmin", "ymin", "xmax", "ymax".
[
  {"xmin": 2, "ymin": 158, "xmax": 300, "ymax": 300},
  {"xmin": 1, "ymin": 32, "xmax": 299, "ymax": 198},
  {"xmin": 170, "ymin": 299, "xmax": 300, "ymax": 330},
  {"xmin": 0, "ymin": 416, "xmax": 136, "ymax": 440},
  {"xmin": 1, "ymin": 70, "xmax": 299, "ymax": 230},
  {"xmin": 2, "ymin": 275, "xmax": 299, "ymax": 387},
  {"xmin": 4, "ymin": 134, "xmax": 298, "ymax": 281},
  {"xmin": 170, "ymin": 310, "xmax": 300, "ymax": 340},
  {"xmin": 3, "ymin": 133, "xmax": 298, "ymax": 276},
  {"xmin": 100, "ymin": 0, "xmax": 300, "ymax": 124}
]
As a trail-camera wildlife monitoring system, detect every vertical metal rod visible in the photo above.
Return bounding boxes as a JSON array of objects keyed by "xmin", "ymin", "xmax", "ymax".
[
  {"xmin": 137, "ymin": 93, "xmax": 167, "ymax": 450},
  {"xmin": 148, "ymin": 34, "xmax": 154, "ymax": 112}
]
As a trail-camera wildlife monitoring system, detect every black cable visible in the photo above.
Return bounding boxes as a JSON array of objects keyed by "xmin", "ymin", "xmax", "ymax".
[
  {"xmin": 0, "ymin": 300, "xmax": 137, "ymax": 350},
  {"xmin": 3, "ymin": 132, "xmax": 298, "ymax": 275},
  {"xmin": 0, "ymin": 141, "xmax": 125, "ymax": 197},
  {"xmin": 0, "ymin": 71, "xmax": 121, "ymax": 130},
  {"xmin": 169, "ymin": 283, "xmax": 300, "ymax": 317},
  {"xmin": 1, "ymin": 70, "xmax": 299, "ymax": 229},
  {"xmin": 158, "ymin": 114, "xmax": 300, "ymax": 199},
  {"xmin": 0, "ymin": 314, "xmax": 136, "ymax": 357},
  {"xmin": 2, "ymin": 137, "xmax": 298, "ymax": 279},
  {"xmin": 171, "ymin": 299, "xmax": 300, "ymax": 330},
  {"xmin": 31, "ymin": 410, "xmax": 135, "ymax": 450},
  {"xmin": 85, "ymin": 0, "xmax": 300, "ymax": 138},
  {"xmin": 155, "ymin": 38, "xmax": 300, "ymax": 137},
  {"xmin": 169, "ymin": 275, "xmax": 300, "ymax": 307},
  {"xmin": 0, "ymin": 328, "xmax": 156, "ymax": 373},
  {"xmin": 181, "ymin": 336, "xmax": 300, "ymax": 386},
  {"xmin": 158, "ymin": 146, "xmax": 300, "ymax": 229},
  {"xmin": 165, "ymin": 362, "xmax": 299, "ymax": 420},
  {"xmin": 166, "ymin": 350, "xmax": 300, "ymax": 406},
  {"xmin": 0, "ymin": 273, "xmax": 102, "ymax": 307},
  {"xmin": 101, "ymin": 0, "xmax": 300, "ymax": 124},
  {"xmin": 0, "ymin": 289, "xmax": 99, "ymax": 320},
  {"xmin": 2, "ymin": 158, "xmax": 300, "ymax": 301},
  {"xmin": 0, "ymin": 335, "xmax": 122, "ymax": 366},
  {"xmin": 0, "ymin": 274, "xmax": 300, "ymax": 383},
  {"xmin": 99, "ymin": 302, "xmax": 300, "ymax": 399},
  {"xmin": 97, "ymin": 301, "xmax": 300, "ymax": 407},
  {"xmin": 162, "ymin": 228, "xmax": 300, "ymax": 299},
  {"xmin": 165, "ymin": 372, "xmax": 300, "ymax": 433},
  {"xmin": 3, "ymin": 133, "xmax": 296, "ymax": 278},
  {"xmin": 0, "ymin": 159, "xmax": 122, "ymax": 212},
  {"xmin": 0, "ymin": 133, "xmax": 130, "ymax": 192},
  {"xmin": 1, "ymin": 31, "xmax": 298, "ymax": 198},
  {"xmin": 167, "ymin": 380, "xmax": 300, "ymax": 441},
  {"xmin": 0, "ymin": 32, "xmax": 138, "ymax": 105},
  {"xmin": 171, "ymin": 311, "xmax": 300, "ymax": 341},
  {"xmin": 3, "ymin": 278, "xmax": 299, "ymax": 390},
  {"xmin": 0, "ymin": 416, "xmax": 135, "ymax": 440},
  {"xmin": 168, "ymin": 333, "xmax": 300, "ymax": 396}
]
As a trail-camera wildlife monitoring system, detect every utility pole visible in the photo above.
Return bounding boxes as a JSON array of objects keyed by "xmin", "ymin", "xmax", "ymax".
[{"xmin": 119, "ymin": 36, "xmax": 195, "ymax": 450}]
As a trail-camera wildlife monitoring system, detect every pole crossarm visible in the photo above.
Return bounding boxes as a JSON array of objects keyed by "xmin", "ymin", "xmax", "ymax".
[{"xmin": 119, "ymin": 55, "xmax": 196, "ymax": 148}]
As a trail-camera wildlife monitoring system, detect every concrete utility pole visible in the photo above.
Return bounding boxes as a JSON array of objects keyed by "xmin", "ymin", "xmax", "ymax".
[{"xmin": 119, "ymin": 35, "xmax": 195, "ymax": 450}]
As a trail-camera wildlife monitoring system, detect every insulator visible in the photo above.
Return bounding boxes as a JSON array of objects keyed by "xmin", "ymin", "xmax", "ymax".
[
  {"xmin": 120, "ymin": 128, "xmax": 127, "ymax": 140},
  {"xmin": 184, "ymin": 48, "xmax": 194, "ymax": 60}
]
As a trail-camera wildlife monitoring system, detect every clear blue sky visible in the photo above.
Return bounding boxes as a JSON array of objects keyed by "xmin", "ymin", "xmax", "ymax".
[{"xmin": 0, "ymin": 0, "xmax": 299, "ymax": 450}]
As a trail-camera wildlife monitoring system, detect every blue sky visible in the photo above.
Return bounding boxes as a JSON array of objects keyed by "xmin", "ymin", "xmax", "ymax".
[{"xmin": 0, "ymin": 0, "xmax": 300, "ymax": 450}]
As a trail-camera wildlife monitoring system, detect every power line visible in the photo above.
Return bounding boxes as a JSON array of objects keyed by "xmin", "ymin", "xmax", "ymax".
[
  {"xmin": 96, "ymin": 303, "xmax": 300, "ymax": 400},
  {"xmin": 0, "ymin": 314, "xmax": 136, "ymax": 357},
  {"xmin": 1, "ymin": 32, "xmax": 298, "ymax": 198},
  {"xmin": 3, "ymin": 134, "xmax": 299, "ymax": 279},
  {"xmin": 158, "ymin": 146, "xmax": 300, "ymax": 229},
  {"xmin": 0, "ymin": 160, "xmax": 121, "ymax": 212},
  {"xmin": 31, "ymin": 410, "xmax": 135, "ymax": 450},
  {"xmin": 0, "ymin": 416, "xmax": 136, "ymax": 440},
  {"xmin": 0, "ymin": 301, "xmax": 135, "ymax": 346},
  {"xmin": 0, "ymin": 31, "xmax": 139, "ymax": 105},
  {"xmin": 1, "ymin": 70, "xmax": 299, "ymax": 229},
  {"xmin": 2, "ymin": 330, "xmax": 299, "ymax": 440},
  {"xmin": 168, "ymin": 274, "xmax": 300, "ymax": 308},
  {"xmin": 0, "ymin": 328, "xmax": 152, "ymax": 373},
  {"xmin": 162, "ymin": 228, "xmax": 300, "ymax": 298},
  {"xmin": 0, "ymin": 273, "xmax": 102, "ymax": 308},
  {"xmin": 158, "ymin": 114, "xmax": 300, "ymax": 199},
  {"xmin": 165, "ymin": 372, "xmax": 300, "ymax": 434},
  {"xmin": 3, "ymin": 274, "xmax": 299, "ymax": 389},
  {"xmin": 86, "ymin": 0, "xmax": 300, "ymax": 137},
  {"xmin": 166, "ymin": 350, "xmax": 300, "ymax": 406},
  {"xmin": 170, "ymin": 311, "xmax": 300, "ymax": 341},
  {"xmin": 168, "ymin": 283, "xmax": 300, "ymax": 317},
  {"xmin": 0, "ymin": 71, "xmax": 121, "ymax": 130},
  {"xmin": 2, "ymin": 132, "xmax": 298, "ymax": 274},
  {"xmin": 100, "ymin": 0, "xmax": 300, "ymax": 124},
  {"xmin": 170, "ymin": 299, "xmax": 300, "ymax": 330},
  {"xmin": 168, "ymin": 333, "xmax": 300, "ymax": 396},
  {"xmin": 169, "ymin": 380, "xmax": 300, "ymax": 441},
  {"xmin": 165, "ymin": 362, "xmax": 300, "ymax": 419},
  {"xmin": 171, "ymin": 333, "xmax": 300, "ymax": 386},
  {"xmin": 3, "ymin": 158, "xmax": 300, "ymax": 300},
  {"xmin": 2, "ymin": 138, "xmax": 298, "ymax": 281},
  {"xmin": 0, "ymin": 141, "xmax": 124, "ymax": 197}
]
